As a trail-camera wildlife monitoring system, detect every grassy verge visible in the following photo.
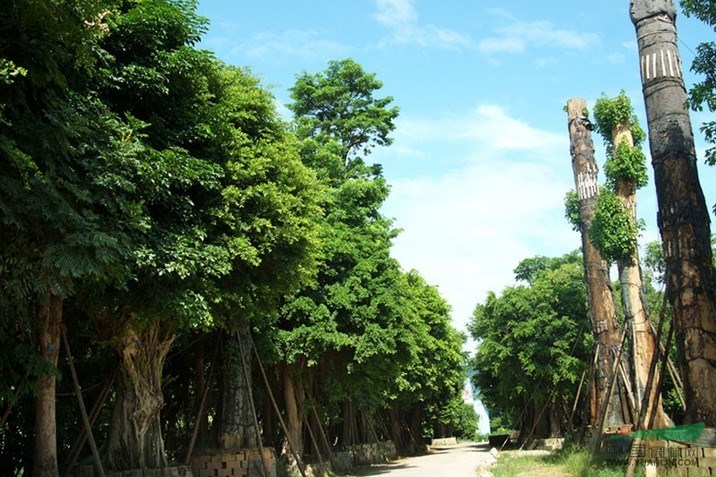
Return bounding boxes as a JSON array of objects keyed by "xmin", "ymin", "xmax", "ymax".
[{"xmin": 490, "ymin": 445, "xmax": 631, "ymax": 477}]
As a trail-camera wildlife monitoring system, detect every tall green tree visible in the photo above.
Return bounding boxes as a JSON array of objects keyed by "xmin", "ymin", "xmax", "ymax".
[
  {"xmin": 0, "ymin": 2, "xmax": 150, "ymax": 474},
  {"xmin": 265, "ymin": 58, "xmax": 407, "ymax": 454},
  {"xmin": 470, "ymin": 252, "xmax": 592, "ymax": 443},
  {"xmin": 88, "ymin": 1, "xmax": 323, "ymax": 468}
]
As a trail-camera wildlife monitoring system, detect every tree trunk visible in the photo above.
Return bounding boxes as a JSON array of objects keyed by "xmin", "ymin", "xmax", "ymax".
[
  {"xmin": 33, "ymin": 291, "xmax": 62, "ymax": 477},
  {"xmin": 105, "ymin": 318, "xmax": 174, "ymax": 470},
  {"xmin": 341, "ymin": 400, "xmax": 358, "ymax": 446},
  {"xmin": 612, "ymin": 122, "xmax": 672, "ymax": 429},
  {"xmin": 631, "ymin": 0, "xmax": 716, "ymax": 427},
  {"xmin": 566, "ymin": 98, "xmax": 631, "ymax": 428},
  {"xmin": 388, "ymin": 404, "xmax": 403, "ymax": 451},
  {"xmin": 219, "ymin": 328, "xmax": 256, "ymax": 449},
  {"xmin": 282, "ymin": 363, "xmax": 304, "ymax": 459}
]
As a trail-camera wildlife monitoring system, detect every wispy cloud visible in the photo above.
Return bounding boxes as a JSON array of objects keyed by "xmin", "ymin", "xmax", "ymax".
[
  {"xmin": 372, "ymin": 0, "xmax": 475, "ymax": 50},
  {"xmin": 395, "ymin": 104, "xmax": 565, "ymax": 154},
  {"xmin": 235, "ymin": 29, "xmax": 349, "ymax": 61},
  {"xmin": 478, "ymin": 18, "xmax": 600, "ymax": 55},
  {"xmin": 380, "ymin": 104, "xmax": 575, "ymax": 333}
]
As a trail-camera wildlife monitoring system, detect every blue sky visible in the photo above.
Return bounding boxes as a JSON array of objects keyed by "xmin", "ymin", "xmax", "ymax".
[{"xmin": 196, "ymin": 0, "xmax": 716, "ymax": 345}]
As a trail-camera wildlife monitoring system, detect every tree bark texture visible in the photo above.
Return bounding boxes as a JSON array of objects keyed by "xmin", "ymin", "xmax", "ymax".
[
  {"xmin": 612, "ymin": 123, "xmax": 672, "ymax": 429},
  {"xmin": 567, "ymin": 98, "xmax": 631, "ymax": 429},
  {"xmin": 219, "ymin": 329, "xmax": 256, "ymax": 449},
  {"xmin": 33, "ymin": 291, "xmax": 63, "ymax": 477},
  {"xmin": 342, "ymin": 399, "xmax": 359, "ymax": 446},
  {"xmin": 631, "ymin": 0, "xmax": 716, "ymax": 427},
  {"xmin": 105, "ymin": 319, "xmax": 174, "ymax": 470},
  {"xmin": 282, "ymin": 363, "xmax": 305, "ymax": 459}
]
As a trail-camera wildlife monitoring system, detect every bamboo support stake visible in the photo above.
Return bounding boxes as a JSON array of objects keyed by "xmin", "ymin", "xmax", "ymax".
[
  {"xmin": 251, "ymin": 335, "xmax": 307, "ymax": 477},
  {"xmin": 312, "ymin": 406, "xmax": 337, "ymax": 469},
  {"xmin": 64, "ymin": 364, "xmax": 117, "ymax": 473},
  {"xmin": 626, "ymin": 302, "xmax": 675, "ymax": 477},
  {"xmin": 568, "ymin": 369, "xmax": 587, "ymax": 432},
  {"xmin": 184, "ymin": 336, "xmax": 220, "ymax": 466},
  {"xmin": 61, "ymin": 326, "xmax": 105, "ymax": 477},
  {"xmin": 303, "ymin": 415, "xmax": 327, "ymax": 475},
  {"xmin": 236, "ymin": 331, "xmax": 270, "ymax": 477},
  {"xmin": 590, "ymin": 328, "xmax": 629, "ymax": 461}
]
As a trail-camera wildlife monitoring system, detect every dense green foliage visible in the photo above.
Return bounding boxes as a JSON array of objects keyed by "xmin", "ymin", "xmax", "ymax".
[
  {"xmin": 470, "ymin": 252, "xmax": 592, "ymax": 440},
  {"xmin": 563, "ymin": 189, "xmax": 583, "ymax": 232},
  {"xmin": 589, "ymin": 188, "xmax": 641, "ymax": 263},
  {"xmin": 0, "ymin": 3, "xmax": 468, "ymax": 472},
  {"xmin": 592, "ymin": 91, "xmax": 648, "ymax": 189},
  {"xmin": 682, "ymin": 0, "xmax": 716, "ymax": 167},
  {"xmin": 589, "ymin": 93, "xmax": 647, "ymax": 263}
]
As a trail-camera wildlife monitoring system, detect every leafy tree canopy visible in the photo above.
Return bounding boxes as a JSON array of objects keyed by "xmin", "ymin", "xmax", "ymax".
[{"xmin": 682, "ymin": 0, "xmax": 716, "ymax": 167}]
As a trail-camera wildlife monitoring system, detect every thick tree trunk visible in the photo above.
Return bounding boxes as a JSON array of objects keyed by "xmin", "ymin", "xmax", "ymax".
[
  {"xmin": 388, "ymin": 404, "xmax": 403, "ymax": 451},
  {"xmin": 33, "ymin": 291, "xmax": 62, "ymax": 477},
  {"xmin": 631, "ymin": 0, "xmax": 716, "ymax": 427},
  {"xmin": 566, "ymin": 99, "xmax": 631, "ymax": 429},
  {"xmin": 612, "ymin": 123, "xmax": 672, "ymax": 429},
  {"xmin": 341, "ymin": 399, "xmax": 359, "ymax": 446},
  {"xmin": 282, "ymin": 363, "xmax": 304, "ymax": 459},
  {"xmin": 105, "ymin": 319, "xmax": 174, "ymax": 470},
  {"xmin": 219, "ymin": 328, "xmax": 256, "ymax": 449}
]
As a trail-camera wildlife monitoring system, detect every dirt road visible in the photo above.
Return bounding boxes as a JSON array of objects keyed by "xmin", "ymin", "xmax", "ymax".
[{"xmin": 348, "ymin": 442, "xmax": 494, "ymax": 477}]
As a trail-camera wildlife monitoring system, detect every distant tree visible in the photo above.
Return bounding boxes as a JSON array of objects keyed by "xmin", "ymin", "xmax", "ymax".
[
  {"xmin": 288, "ymin": 58, "xmax": 399, "ymax": 168},
  {"xmin": 470, "ymin": 252, "xmax": 592, "ymax": 444}
]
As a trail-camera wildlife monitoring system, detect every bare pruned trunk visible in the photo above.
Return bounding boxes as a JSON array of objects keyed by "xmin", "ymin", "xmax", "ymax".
[
  {"xmin": 567, "ymin": 99, "xmax": 631, "ymax": 428},
  {"xmin": 219, "ymin": 328, "xmax": 256, "ymax": 450},
  {"xmin": 33, "ymin": 290, "xmax": 62, "ymax": 477},
  {"xmin": 612, "ymin": 123, "xmax": 672, "ymax": 429},
  {"xmin": 105, "ymin": 318, "xmax": 174, "ymax": 470},
  {"xmin": 631, "ymin": 0, "xmax": 716, "ymax": 427}
]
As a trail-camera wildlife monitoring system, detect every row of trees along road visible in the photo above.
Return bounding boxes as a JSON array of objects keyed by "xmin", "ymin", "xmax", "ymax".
[
  {"xmin": 0, "ymin": 1, "xmax": 474, "ymax": 476},
  {"xmin": 472, "ymin": 0, "xmax": 716, "ymax": 447}
]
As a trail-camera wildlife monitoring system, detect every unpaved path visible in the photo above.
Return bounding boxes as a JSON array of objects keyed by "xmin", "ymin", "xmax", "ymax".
[{"xmin": 347, "ymin": 442, "xmax": 493, "ymax": 477}]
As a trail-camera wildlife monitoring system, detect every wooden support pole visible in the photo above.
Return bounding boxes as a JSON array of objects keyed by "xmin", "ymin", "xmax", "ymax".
[
  {"xmin": 251, "ymin": 336, "xmax": 308, "ymax": 477},
  {"xmin": 312, "ymin": 406, "xmax": 337, "ymax": 469},
  {"xmin": 626, "ymin": 300, "xmax": 675, "ymax": 477},
  {"xmin": 61, "ymin": 326, "xmax": 105, "ymax": 477},
  {"xmin": 590, "ymin": 328, "xmax": 629, "ymax": 461},
  {"xmin": 303, "ymin": 415, "xmax": 326, "ymax": 475},
  {"xmin": 578, "ymin": 344, "xmax": 600, "ymax": 445},
  {"xmin": 184, "ymin": 336, "xmax": 220, "ymax": 466},
  {"xmin": 236, "ymin": 331, "xmax": 270, "ymax": 477},
  {"xmin": 63, "ymin": 364, "xmax": 117, "ymax": 473},
  {"xmin": 0, "ymin": 384, "xmax": 23, "ymax": 428},
  {"xmin": 568, "ymin": 369, "xmax": 587, "ymax": 433}
]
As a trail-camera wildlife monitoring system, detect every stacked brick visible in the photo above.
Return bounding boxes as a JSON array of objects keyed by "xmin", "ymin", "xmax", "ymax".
[{"xmin": 190, "ymin": 448, "xmax": 277, "ymax": 477}]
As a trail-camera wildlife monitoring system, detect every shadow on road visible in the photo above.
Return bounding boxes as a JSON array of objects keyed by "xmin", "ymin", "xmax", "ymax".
[
  {"xmin": 350, "ymin": 463, "xmax": 415, "ymax": 476},
  {"xmin": 347, "ymin": 442, "xmax": 491, "ymax": 476}
]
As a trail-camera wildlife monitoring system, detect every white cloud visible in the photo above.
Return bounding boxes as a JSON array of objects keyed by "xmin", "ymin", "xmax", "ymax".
[
  {"xmin": 236, "ymin": 29, "xmax": 349, "ymax": 61},
  {"xmin": 395, "ymin": 104, "xmax": 565, "ymax": 154},
  {"xmin": 373, "ymin": 0, "xmax": 418, "ymax": 28},
  {"xmin": 372, "ymin": 0, "xmax": 475, "ymax": 50},
  {"xmin": 479, "ymin": 19, "xmax": 600, "ymax": 55},
  {"xmin": 381, "ymin": 104, "xmax": 576, "ymax": 335}
]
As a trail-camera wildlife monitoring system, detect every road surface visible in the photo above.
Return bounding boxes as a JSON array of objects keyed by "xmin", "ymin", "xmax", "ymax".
[{"xmin": 348, "ymin": 442, "xmax": 494, "ymax": 477}]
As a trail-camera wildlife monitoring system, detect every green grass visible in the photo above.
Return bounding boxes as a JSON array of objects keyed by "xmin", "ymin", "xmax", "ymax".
[{"xmin": 491, "ymin": 445, "xmax": 632, "ymax": 477}]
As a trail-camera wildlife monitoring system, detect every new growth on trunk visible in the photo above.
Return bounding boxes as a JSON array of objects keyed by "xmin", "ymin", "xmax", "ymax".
[{"xmin": 566, "ymin": 99, "xmax": 632, "ymax": 429}]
